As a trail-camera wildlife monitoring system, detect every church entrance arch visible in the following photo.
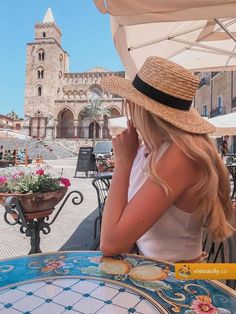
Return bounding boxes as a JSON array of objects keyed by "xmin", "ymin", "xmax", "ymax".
[
  {"xmin": 89, "ymin": 122, "xmax": 99, "ymax": 139},
  {"xmin": 57, "ymin": 108, "xmax": 74, "ymax": 138}
]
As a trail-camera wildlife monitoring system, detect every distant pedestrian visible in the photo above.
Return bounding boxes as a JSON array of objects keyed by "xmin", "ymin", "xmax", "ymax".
[
  {"xmin": 0, "ymin": 145, "xmax": 3, "ymax": 160},
  {"xmin": 221, "ymin": 135, "xmax": 229, "ymax": 155}
]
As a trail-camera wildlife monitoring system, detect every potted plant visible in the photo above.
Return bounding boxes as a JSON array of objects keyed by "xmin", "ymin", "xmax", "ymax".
[
  {"xmin": 0, "ymin": 167, "xmax": 70, "ymax": 219},
  {"xmin": 97, "ymin": 158, "xmax": 114, "ymax": 172}
]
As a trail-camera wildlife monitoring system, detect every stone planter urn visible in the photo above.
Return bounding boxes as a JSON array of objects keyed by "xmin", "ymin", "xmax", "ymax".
[{"xmin": 0, "ymin": 187, "xmax": 67, "ymax": 220}]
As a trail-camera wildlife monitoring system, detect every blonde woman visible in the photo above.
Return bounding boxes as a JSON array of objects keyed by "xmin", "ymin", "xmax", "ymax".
[{"xmin": 99, "ymin": 57, "xmax": 234, "ymax": 263}]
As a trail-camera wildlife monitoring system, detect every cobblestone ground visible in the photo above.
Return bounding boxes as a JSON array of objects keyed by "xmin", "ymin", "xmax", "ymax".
[{"xmin": 0, "ymin": 157, "xmax": 98, "ymax": 259}]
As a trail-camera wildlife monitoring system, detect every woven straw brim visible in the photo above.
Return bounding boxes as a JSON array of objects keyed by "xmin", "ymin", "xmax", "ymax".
[{"xmin": 101, "ymin": 76, "xmax": 215, "ymax": 134}]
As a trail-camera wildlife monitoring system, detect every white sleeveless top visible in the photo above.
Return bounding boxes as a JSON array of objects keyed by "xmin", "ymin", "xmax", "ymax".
[{"xmin": 128, "ymin": 143, "xmax": 203, "ymax": 263}]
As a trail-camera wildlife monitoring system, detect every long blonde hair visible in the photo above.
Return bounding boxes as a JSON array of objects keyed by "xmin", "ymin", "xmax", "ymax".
[{"xmin": 127, "ymin": 101, "xmax": 234, "ymax": 242}]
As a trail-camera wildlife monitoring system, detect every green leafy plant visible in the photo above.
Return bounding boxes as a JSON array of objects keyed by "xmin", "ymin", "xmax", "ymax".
[{"xmin": 6, "ymin": 110, "xmax": 19, "ymax": 119}]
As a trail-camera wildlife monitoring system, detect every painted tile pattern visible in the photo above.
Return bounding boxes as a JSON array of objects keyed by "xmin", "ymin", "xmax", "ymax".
[
  {"xmin": 0, "ymin": 251, "xmax": 235, "ymax": 314},
  {"xmin": 0, "ymin": 278, "xmax": 159, "ymax": 313}
]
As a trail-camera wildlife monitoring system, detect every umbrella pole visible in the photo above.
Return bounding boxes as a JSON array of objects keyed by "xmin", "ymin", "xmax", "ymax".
[
  {"xmin": 25, "ymin": 146, "xmax": 28, "ymax": 166},
  {"xmin": 15, "ymin": 146, "xmax": 18, "ymax": 166}
]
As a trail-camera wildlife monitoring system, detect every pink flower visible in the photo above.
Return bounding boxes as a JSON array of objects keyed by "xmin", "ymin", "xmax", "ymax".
[
  {"xmin": 60, "ymin": 177, "xmax": 71, "ymax": 187},
  {"xmin": 192, "ymin": 300, "xmax": 218, "ymax": 314},
  {"xmin": 36, "ymin": 169, "xmax": 44, "ymax": 176},
  {"xmin": 0, "ymin": 176, "xmax": 7, "ymax": 184}
]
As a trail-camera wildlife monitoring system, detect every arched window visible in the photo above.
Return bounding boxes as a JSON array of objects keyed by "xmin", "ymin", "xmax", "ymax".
[
  {"xmin": 43, "ymin": 32, "xmax": 46, "ymax": 38},
  {"xmin": 89, "ymin": 122, "xmax": 99, "ymax": 139},
  {"xmin": 38, "ymin": 49, "xmax": 45, "ymax": 61},
  {"xmin": 37, "ymin": 69, "xmax": 44, "ymax": 79},
  {"xmin": 37, "ymin": 86, "xmax": 42, "ymax": 97}
]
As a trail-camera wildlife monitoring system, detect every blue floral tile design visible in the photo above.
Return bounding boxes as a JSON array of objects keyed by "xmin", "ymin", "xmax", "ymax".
[{"xmin": 0, "ymin": 251, "xmax": 235, "ymax": 314}]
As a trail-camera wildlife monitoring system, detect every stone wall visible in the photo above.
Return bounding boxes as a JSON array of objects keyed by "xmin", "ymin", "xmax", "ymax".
[
  {"xmin": 211, "ymin": 72, "xmax": 231, "ymax": 113},
  {"xmin": 195, "ymin": 71, "xmax": 236, "ymax": 117},
  {"xmin": 25, "ymin": 41, "xmax": 66, "ymax": 117}
]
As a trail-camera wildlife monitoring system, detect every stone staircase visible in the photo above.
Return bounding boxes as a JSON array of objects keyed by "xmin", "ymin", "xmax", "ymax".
[{"xmin": 1, "ymin": 138, "xmax": 111, "ymax": 160}]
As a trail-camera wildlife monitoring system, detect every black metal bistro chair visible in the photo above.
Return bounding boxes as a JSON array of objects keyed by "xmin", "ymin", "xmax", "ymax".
[
  {"xmin": 202, "ymin": 230, "xmax": 236, "ymax": 289},
  {"xmin": 91, "ymin": 173, "xmax": 112, "ymax": 249},
  {"xmin": 201, "ymin": 165, "xmax": 236, "ymax": 290}
]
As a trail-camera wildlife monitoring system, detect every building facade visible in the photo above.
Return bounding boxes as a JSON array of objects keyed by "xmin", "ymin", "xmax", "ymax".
[
  {"xmin": 0, "ymin": 115, "xmax": 23, "ymax": 132},
  {"xmin": 195, "ymin": 71, "xmax": 236, "ymax": 152},
  {"xmin": 24, "ymin": 9, "xmax": 124, "ymax": 140},
  {"xmin": 195, "ymin": 71, "xmax": 236, "ymax": 118}
]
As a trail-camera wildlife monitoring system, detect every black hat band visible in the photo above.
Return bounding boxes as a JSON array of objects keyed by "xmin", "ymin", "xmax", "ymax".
[{"xmin": 132, "ymin": 75, "xmax": 192, "ymax": 111}]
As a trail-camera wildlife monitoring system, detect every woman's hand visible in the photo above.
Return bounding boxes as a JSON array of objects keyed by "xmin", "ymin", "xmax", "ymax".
[{"xmin": 112, "ymin": 120, "xmax": 139, "ymax": 168}]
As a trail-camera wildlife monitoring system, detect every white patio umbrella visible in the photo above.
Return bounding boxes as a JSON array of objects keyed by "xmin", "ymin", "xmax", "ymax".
[
  {"xmin": 94, "ymin": 0, "xmax": 236, "ymax": 79},
  {"xmin": 208, "ymin": 112, "xmax": 236, "ymax": 136}
]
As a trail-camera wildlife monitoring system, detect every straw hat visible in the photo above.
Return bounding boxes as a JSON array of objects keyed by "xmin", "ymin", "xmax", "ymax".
[{"xmin": 101, "ymin": 56, "xmax": 215, "ymax": 134}]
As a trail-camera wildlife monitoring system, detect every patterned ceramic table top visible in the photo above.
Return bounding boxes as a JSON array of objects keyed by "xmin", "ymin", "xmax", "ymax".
[{"xmin": 0, "ymin": 251, "xmax": 235, "ymax": 313}]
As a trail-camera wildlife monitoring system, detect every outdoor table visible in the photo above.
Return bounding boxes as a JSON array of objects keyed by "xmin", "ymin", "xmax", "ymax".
[
  {"xmin": 226, "ymin": 163, "xmax": 236, "ymax": 199},
  {"xmin": 0, "ymin": 251, "xmax": 235, "ymax": 313}
]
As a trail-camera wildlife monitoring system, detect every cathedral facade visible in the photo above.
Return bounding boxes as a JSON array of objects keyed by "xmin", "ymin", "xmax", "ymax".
[{"xmin": 24, "ymin": 9, "xmax": 124, "ymax": 140}]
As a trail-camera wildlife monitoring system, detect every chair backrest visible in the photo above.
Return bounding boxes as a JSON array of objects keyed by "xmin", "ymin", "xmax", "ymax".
[
  {"xmin": 92, "ymin": 175, "xmax": 112, "ymax": 211},
  {"xmin": 203, "ymin": 230, "xmax": 236, "ymax": 289},
  {"xmin": 203, "ymin": 234, "xmax": 235, "ymax": 263}
]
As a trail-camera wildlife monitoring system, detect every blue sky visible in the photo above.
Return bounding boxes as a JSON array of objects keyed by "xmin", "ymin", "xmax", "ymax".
[{"xmin": 0, "ymin": 0, "xmax": 123, "ymax": 117}]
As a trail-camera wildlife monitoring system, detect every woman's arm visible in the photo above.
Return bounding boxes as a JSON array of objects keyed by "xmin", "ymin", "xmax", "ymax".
[
  {"xmin": 100, "ymin": 140, "xmax": 197, "ymax": 256},
  {"xmin": 100, "ymin": 121, "xmax": 139, "ymax": 253}
]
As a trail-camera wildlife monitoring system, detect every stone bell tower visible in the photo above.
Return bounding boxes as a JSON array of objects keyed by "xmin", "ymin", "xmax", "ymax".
[{"xmin": 24, "ymin": 8, "xmax": 69, "ymax": 138}]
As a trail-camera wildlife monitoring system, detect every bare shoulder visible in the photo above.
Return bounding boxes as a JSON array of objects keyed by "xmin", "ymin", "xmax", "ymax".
[{"xmin": 156, "ymin": 143, "xmax": 198, "ymax": 186}]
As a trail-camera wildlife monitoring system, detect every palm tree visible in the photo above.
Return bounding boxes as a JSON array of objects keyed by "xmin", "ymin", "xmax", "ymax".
[
  {"xmin": 83, "ymin": 98, "xmax": 111, "ymax": 146},
  {"xmin": 6, "ymin": 110, "xmax": 19, "ymax": 119}
]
